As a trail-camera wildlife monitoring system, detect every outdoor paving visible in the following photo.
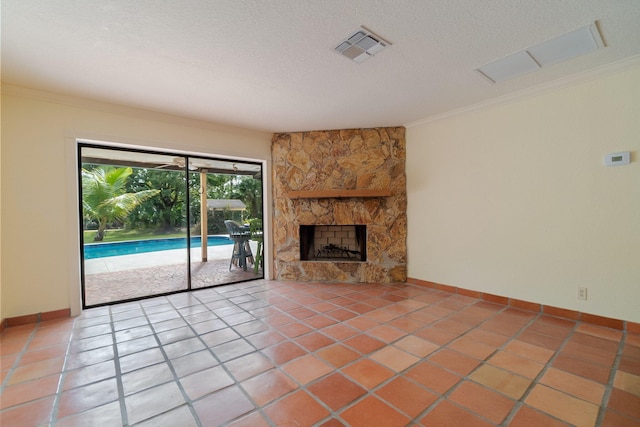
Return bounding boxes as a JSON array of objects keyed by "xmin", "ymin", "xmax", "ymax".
[{"xmin": 84, "ymin": 243, "xmax": 262, "ymax": 306}]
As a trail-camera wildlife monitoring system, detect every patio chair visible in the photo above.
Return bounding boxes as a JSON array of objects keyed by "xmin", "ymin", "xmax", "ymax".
[
  {"xmin": 224, "ymin": 220, "xmax": 254, "ymax": 271},
  {"xmin": 249, "ymin": 219, "xmax": 264, "ymax": 274}
]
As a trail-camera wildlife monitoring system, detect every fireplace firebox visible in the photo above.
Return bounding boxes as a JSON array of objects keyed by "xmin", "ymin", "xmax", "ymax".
[{"xmin": 300, "ymin": 225, "xmax": 366, "ymax": 262}]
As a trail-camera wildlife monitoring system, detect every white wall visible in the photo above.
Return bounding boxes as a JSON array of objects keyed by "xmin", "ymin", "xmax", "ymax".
[
  {"xmin": 0, "ymin": 85, "xmax": 3, "ymax": 323},
  {"xmin": 407, "ymin": 67, "xmax": 640, "ymax": 323},
  {"xmin": 1, "ymin": 86, "xmax": 272, "ymax": 319}
]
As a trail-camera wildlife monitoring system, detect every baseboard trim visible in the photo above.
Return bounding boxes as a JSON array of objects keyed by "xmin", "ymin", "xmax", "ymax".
[
  {"xmin": 407, "ymin": 278, "xmax": 638, "ymax": 333},
  {"xmin": 1, "ymin": 308, "xmax": 71, "ymax": 331},
  {"xmin": 2, "ymin": 282, "xmax": 639, "ymax": 335}
]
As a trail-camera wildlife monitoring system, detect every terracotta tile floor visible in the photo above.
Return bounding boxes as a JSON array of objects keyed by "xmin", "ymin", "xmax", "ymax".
[{"xmin": 2, "ymin": 281, "xmax": 639, "ymax": 426}]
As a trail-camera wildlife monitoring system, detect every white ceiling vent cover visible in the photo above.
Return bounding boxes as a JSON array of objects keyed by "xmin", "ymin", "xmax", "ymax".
[
  {"xmin": 476, "ymin": 23, "xmax": 605, "ymax": 83},
  {"xmin": 335, "ymin": 26, "xmax": 391, "ymax": 63}
]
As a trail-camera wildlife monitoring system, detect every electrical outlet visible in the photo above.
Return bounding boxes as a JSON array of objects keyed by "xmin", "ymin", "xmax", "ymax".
[{"xmin": 578, "ymin": 287, "xmax": 588, "ymax": 300}]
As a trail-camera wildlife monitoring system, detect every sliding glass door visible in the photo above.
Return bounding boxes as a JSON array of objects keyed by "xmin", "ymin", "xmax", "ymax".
[
  {"xmin": 79, "ymin": 144, "xmax": 263, "ymax": 308},
  {"xmin": 187, "ymin": 156, "xmax": 264, "ymax": 289}
]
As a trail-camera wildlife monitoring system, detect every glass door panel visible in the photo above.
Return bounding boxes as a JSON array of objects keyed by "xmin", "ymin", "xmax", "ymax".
[
  {"xmin": 80, "ymin": 146, "xmax": 189, "ymax": 306},
  {"xmin": 188, "ymin": 158, "xmax": 264, "ymax": 289},
  {"xmin": 79, "ymin": 145, "xmax": 264, "ymax": 307}
]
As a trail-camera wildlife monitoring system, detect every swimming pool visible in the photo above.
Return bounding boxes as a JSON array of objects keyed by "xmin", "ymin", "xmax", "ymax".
[{"xmin": 84, "ymin": 236, "xmax": 233, "ymax": 259}]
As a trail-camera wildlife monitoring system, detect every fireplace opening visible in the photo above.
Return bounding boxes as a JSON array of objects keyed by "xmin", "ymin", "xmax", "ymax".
[{"xmin": 300, "ymin": 225, "xmax": 366, "ymax": 262}]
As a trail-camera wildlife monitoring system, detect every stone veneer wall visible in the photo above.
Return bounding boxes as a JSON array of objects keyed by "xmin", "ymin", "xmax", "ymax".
[{"xmin": 272, "ymin": 127, "xmax": 407, "ymax": 283}]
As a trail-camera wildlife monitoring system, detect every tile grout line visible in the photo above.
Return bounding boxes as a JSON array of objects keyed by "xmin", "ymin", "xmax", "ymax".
[
  {"xmin": 240, "ymin": 283, "xmax": 444, "ymax": 426},
  {"xmin": 240, "ymin": 281, "xmax": 342, "ymax": 427},
  {"xmin": 290, "ymin": 287, "xmax": 505, "ymax": 426},
  {"xmin": 193, "ymin": 288, "xmax": 276, "ymax": 425},
  {"xmin": 171, "ymin": 283, "xmax": 428, "ymax": 426},
  {"xmin": 141, "ymin": 296, "xmax": 206, "ymax": 427},
  {"xmin": 360, "ymin": 287, "xmax": 504, "ymax": 425},
  {"xmin": 49, "ymin": 318, "xmax": 84, "ymax": 425},
  {"xmin": 109, "ymin": 304, "xmax": 132, "ymax": 426},
  {"xmin": 403, "ymin": 297, "xmax": 500, "ymax": 424},
  {"xmin": 289, "ymin": 285, "xmax": 407, "ymax": 425},
  {"xmin": 225, "ymin": 281, "xmax": 338, "ymax": 426},
  {"xmin": 0, "ymin": 285, "xmax": 450, "ymax": 425},
  {"xmin": 291, "ymin": 284, "xmax": 432, "ymax": 427},
  {"xmin": 408, "ymin": 300, "xmax": 531, "ymax": 426},
  {"xmin": 0, "ymin": 324, "xmax": 38, "ymax": 391},
  {"xmin": 61, "ymin": 306, "xmax": 131, "ymax": 424},
  {"xmin": 10, "ymin": 281, "xmax": 632, "ymax": 426},
  {"xmin": 475, "ymin": 310, "xmax": 545, "ymax": 426},
  {"xmin": 406, "ymin": 298, "xmax": 589, "ymax": 426},
  {"xmin": 237, "ymin": 282, "xmax": 366, "ymax": 427},
  {"xmin": 291, "ymin": 286, "xmax": 424, "ymax": 426},
  {"xmin": 179, "ymin": 286, "xmax": 275, "ymax": 426},
  {"xmin": 594, "ymin": 328, "xmax": 627, "ymax": 426},
  {"xmin": 500, "ymin": 315, "xmax": 582, "ymax": 426}
]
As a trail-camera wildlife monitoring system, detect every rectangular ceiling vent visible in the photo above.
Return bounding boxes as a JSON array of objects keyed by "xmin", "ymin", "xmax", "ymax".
[
  {"xmin": 335, "ymin": 26, "xmax": 391, "ymax": 63},
  {"xmin": 476, "ymin": 22, "xmax": 605, "ymax": 83}
]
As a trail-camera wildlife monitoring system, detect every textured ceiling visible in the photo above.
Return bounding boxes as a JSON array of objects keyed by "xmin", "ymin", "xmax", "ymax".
[{"xmin": 2, "ymin": 0, "xmax": 640, "ymax": 132}]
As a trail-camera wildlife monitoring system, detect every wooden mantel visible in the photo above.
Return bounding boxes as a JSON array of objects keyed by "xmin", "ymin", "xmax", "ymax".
[{"xmin": 287, "ymin": 189, "xmax": 392, "ymax": 199}]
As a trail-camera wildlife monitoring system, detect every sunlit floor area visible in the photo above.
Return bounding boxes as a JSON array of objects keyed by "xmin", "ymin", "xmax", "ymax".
[
  {"xmin": 84, "ymin": 243, "xmax": 262, "ymax": 306},
  {"xmin": 1, "ymin": 281, "xmax": 639, "ymax": 426}
]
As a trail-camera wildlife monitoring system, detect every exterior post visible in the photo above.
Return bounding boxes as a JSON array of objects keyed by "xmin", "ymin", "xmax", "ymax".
[{"xmin": 200, "ymin": 169, "xmax": 208, "ymax": 262}]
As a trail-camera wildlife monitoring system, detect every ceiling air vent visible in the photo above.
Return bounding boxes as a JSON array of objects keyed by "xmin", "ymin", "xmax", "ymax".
[
  {"xmin": 476, "ymin": 22, "xmax": 605, "ymax": 83},
  {"xmin": 335, "ymin": 26, "xmax": 390, "ymax": 63}
]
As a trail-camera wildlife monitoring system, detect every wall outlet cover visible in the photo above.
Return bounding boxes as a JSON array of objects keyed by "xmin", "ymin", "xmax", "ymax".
[{"xmin": 578, "ymin": 287, "xmax": 588, "ymax": 300}]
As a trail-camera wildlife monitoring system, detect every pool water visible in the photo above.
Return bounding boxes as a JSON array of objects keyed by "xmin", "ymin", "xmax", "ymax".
[{"xmin": 84, "ymin": 236, "xmax": 233, "ymax": 259}]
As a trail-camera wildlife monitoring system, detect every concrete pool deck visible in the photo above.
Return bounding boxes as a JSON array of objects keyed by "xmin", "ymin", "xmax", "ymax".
[
  {"xmin": 83, "ymin": 241, "xmax": 262, "ymax": 306},
  {"xmin": 84, "ymin": 241, "xmax": 259, "ymax": 273}
]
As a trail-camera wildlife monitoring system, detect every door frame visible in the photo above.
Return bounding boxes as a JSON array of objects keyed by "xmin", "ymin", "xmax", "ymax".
[{"xmin": 70, "ymin": 138, "xmax": 268, "ymax": 311}]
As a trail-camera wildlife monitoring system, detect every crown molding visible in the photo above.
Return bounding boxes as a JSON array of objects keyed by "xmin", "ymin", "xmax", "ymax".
[{"xmin": 405, "ymin": 54, "xmax": 640, "ymax": 128}]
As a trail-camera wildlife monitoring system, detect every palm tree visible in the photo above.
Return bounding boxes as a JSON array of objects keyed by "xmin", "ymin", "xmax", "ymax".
[{"xmin": 82, "ymin": 166, "xmax": 160, "ymax": 241}]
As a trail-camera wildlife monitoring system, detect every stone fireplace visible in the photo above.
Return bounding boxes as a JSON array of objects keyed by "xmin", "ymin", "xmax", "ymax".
[{"xmin": 272, "ymin": 127, "xmax": 407, "ymax": 283}]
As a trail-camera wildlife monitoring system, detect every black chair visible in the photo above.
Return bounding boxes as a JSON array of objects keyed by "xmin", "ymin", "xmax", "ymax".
[
  {"xmin": 249, "ymin": 219, "xmax": 264, "ymax": 274},
  {"xmin": 224, "ymin": 220, "xmax": 254, "ymax": 271}
]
